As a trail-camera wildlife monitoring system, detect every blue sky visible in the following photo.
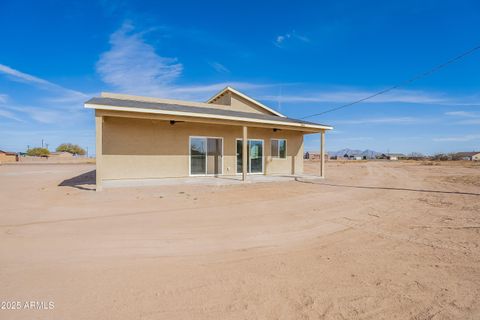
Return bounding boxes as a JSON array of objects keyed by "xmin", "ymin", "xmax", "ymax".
[{"xmin": 1, "ymin": 0, "xmax": 480, "ymax": 155}]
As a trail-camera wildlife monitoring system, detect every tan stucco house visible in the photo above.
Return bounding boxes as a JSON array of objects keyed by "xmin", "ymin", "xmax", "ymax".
[
  {"xmin": 0, "ymin": 150, "xmax": 17, "ymax": 164},
  {"xmin": 85, "ymin": 87, "xmax": 332, "ymax": 190}
]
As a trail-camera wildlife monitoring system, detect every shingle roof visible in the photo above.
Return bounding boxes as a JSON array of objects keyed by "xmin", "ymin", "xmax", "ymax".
[
  {"xmin": 0, "ymin": 150, "xmax": 16, "ymax": 155},
  {"xmin": 85, "ymin": 97, "xmax": 332, "ymax": 130}
]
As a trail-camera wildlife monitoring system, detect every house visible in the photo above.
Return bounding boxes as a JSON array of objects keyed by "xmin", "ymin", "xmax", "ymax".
[
  {"xmin": 85, "ymin": 87, "xmax": 333, "ymax": 190},
  {"xmin": 379, "ymin": 153, "xmax": 406, "ymax": 160},
  {"xmin": 453, "ymin": 152, "xmax": 480, "ymax": 161},
  {"xmin": 0, "ymin": 150, "xmax": 17, "ymax": 163},
  {"xmin": 304, "ymin": 152, "xmax": 329, "ymax": 161}
]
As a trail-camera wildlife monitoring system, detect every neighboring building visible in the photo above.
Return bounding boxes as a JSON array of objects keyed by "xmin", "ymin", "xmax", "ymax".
[
  {"xmin": 49, "ymin": 151, "xmax": 74, "ymax": 158},
  {"xmin": 0, "ymin": 150, "xmax": 17, "ymax": 163},
  {"xmin": 379, "ymin": 153, "xmax": 406, "ymax": 160},
  {"xmin": 452, "ymin": 152, "xmax": 480, "ymax": 161},
  {"xmin": 305, "ymin": 152, "xmax": 329, "ymax": 161},
  {"xmin": 85, "ymin": 87, "xmax": 333, "ymax": 190},
  {"xmin": 347, "ymin": 155, "xmax": 362, "ymax": 160}
]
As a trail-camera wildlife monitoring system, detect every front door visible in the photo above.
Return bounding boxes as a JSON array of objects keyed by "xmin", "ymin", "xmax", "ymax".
[{"xmin": 236, "ymin": 139, "xmax": 264, "ymax": 174}]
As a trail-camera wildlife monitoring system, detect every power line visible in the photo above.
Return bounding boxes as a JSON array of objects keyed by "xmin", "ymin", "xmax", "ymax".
[{"xmin": 301, "ymin": 44, "xmax": 480, "ymax": 119}]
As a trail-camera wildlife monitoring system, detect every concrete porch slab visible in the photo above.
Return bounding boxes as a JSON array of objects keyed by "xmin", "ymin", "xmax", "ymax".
[{"xmin": 102, "ymin": 174, "xmax": 319, "ymax": 189}]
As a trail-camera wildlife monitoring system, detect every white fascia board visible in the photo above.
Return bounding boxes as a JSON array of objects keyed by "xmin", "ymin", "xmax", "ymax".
[{"xmin": 84, "ymin": 103, "xmax": 333, "ymax": 131}]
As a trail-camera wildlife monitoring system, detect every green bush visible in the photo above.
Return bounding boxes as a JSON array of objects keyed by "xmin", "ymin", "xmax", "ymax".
[
  {"xmin": 27, "ymin": 147, "xmax": 50, "ymax": 157},
  {"xmin": 56, "ymin": 143, "xmax": 86, "ymax": 156}
]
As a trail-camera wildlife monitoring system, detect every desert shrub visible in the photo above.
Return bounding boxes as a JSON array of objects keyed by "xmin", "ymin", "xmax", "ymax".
[
  {"xmin": 27, "ymin": 147, "xmax": 50, "ymax": 157},
  {"xmin": 431, "ymin": 153, "xmax": 449, "ymax": 161},
  {"xmin": 56, "ymin": 143, "xmax": 86, "ymax": 155}
]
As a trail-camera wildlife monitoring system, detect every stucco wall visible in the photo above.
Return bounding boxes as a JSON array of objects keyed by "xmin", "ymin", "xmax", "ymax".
[
  {"xmin": 210, "ymin": 92, "xmax": 277, "ymax": 116},
  {"xmin": 229, "ymin": 93, "xmax": 276, "ymax": 115},
  {"xmin": 0, "ymin": 153, "xmax": 16, "ymax": 163},
  {"xmin": 100, "ymin": 116, "xmax": 304, "ymax": 180}
]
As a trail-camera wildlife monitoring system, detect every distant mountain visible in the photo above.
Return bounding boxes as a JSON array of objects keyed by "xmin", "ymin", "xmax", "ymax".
[{"xmin": 328, "ymin": 149, "xmax": 381, "ymax": 159}]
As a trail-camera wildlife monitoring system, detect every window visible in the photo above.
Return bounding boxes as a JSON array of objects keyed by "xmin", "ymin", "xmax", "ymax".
[
  {"xmin": 271, "ymin": 139, "xmax": 286, "ymax": 159},
  {"xmin": 190, "ymin": 137, "xmax": 223, "ymax": 175}
]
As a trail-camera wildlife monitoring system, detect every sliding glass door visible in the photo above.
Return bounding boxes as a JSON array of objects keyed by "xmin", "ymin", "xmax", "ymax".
[
  {"xmin": 190, "ymin": 137, "xmax": 223, "ymax": 175},
  {"xmin": 236, "ymin": 139, "xmax": 264, "ymax": 174}
]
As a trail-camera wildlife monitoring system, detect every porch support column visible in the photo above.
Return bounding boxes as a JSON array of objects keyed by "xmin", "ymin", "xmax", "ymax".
[
  {"xmin": 320, "ymin": 130, "xmax": 325, "ymax": 178},
  {"xmin": 95, "ymin": 114, "xmax": 103, "ymax": 191},
  {"xmin": 242, "ymin": 126, "xmax": 248, "ymax": 181}
]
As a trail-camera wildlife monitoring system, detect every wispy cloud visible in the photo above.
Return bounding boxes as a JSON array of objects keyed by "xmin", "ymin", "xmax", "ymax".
[
  {"xmin": 445, "ymin": 111, "xmax": 479, "ymax": 117},
  {"xmin": 0, "ymin": 64, "xmax": 90, "ymax": 125},
  {"xmin": 0, "ymin": 64, "xmax": 87, "ymax": 101},
  {"xmin": 445, "ymin": 110, "xmax": 480, "ymax": 125},
  {"xmin": 97, "ymin": 21, "xmax": 183, "ymax": 97},
  {"xmin": 96, "ymin": 22, "xmax": 278, "ymax": 100},
  {"xmin": 208, "ymin": 61, "xmax": 230, "ymax": 73},
  {"xmin": 0, "ymin": 108, "xmax": 24, "ymax": 122},
  {"xmin": 274, "ymin": 30, "xmax": 310, "ymax": 48},
  {"xmin": 334, "ymin": 116, "xmax": 431, "ymax": 125},
  {"xmin": 262, "ymin": 88, "xmax": 480, "ymax": 107},
  {"xmin": 456, "ymin": 119, "xmax": 480, "ymax": 125},
  {"xmin": 433, "ymin": 134, "xmax": 480, "ymax": 142},
  {"xmin": 0, "ymin": 64, "xmax": 55, "ymax": 86}
]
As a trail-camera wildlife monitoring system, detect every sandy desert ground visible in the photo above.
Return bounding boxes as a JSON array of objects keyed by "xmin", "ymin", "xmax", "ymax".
[{"xmin": 0, "ymin": 160, "xmax": 479, "ymax": 319}]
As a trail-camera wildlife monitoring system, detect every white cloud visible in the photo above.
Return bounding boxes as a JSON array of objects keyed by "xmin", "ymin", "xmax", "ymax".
[
  {"xmin": 0, "ymin": 108, "xmax": 23, "ymax": 122},
  {"xmin": 96, "ymin": 22, "xmax": 281, "ymax": 100},
  {"xmin": 334, "ymin": 116, "xmax": 430, "ymax": 125},
  {"xmin": 262, "ymin": 88, "xmax": 455, "ymax": 105},
  {"xmin": 96, "ymin": 22, "xmax": 183, "ymax": 96},
  {"xmin": 433, "ymin": 134, "xmax": 480, "ymax": 142},
  {"xmin": 171, "ymin": 82, "xmax": 273, "ymax": 95},
  {"xmin": 0, "ymin": 64, "xmax": 53, "ymax": 86},
  {"xmin": 456, "ymin": 119, "xmax": 480, "ymax": 125},
  {"xmin": 0, "ymin": 63, "xmax": 90, "ymax": 124},
  {"xmin": 445, "ymin": 111, "xmax": 479, "ymax": 117},
  {"xmin": 261, "ymin": 88, "xmax": 480, "ymax": 108},
  {"xmin": 209, "ymin": 62, "xmax": 230, "ymax": 73},
  {"xmin": 274, "ymin": 30, "xmax": 310, "ymax": 47},
  {"xmin": 445, "ymin": 110, "xmax": 480, "ymax": 125},
  {"xmin": 0, "ymin": 64, "xmax": 87, "ymax": 101}
]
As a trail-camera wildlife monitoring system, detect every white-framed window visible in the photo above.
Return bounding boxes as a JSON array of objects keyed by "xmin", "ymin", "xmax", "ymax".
[{"xmin": 271, "ymin": 139, "xmax": 287, "ymax": 159}]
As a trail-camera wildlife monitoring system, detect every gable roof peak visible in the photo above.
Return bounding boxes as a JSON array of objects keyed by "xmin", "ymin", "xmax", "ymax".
[{"xmin": 207, "ymin": 86, "xmax": 286, "ymax": 118}]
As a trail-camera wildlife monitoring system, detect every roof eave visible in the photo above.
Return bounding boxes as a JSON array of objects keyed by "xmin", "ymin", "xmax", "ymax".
[{"xmin": 84, "ymin": 103, "xmax": 333, "ymax": 131}]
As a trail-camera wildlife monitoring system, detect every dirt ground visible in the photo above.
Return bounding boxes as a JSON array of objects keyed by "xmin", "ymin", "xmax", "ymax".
[{"xmin": 0, "ymin": 161, "xmax": 479, "ymax": 319}]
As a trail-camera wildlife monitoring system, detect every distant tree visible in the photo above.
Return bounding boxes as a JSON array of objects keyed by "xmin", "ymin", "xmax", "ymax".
[
  {"xmin": 432, "ymin": 153, "xmax": 449, "ymax": 161},
  {"xmin": 27, "ymin": 147, "xmax": 50, "ymax": 157},
  {"xmin": 56, "ymin": 143, "xmax": 86, "ymax": 156}
]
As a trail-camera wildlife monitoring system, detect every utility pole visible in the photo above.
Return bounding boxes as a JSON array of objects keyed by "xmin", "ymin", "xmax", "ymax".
[{"xmin": 41, "ymin": 139, "xmax": 44, "ymax": 148}]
